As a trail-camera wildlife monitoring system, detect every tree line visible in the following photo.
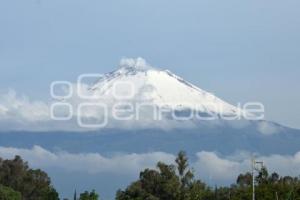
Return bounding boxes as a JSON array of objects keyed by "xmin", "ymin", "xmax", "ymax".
[
  {"xmin": 1, "ymin": 152, "xmax": 300, "ymax": 200},
  {"xmin": 0, "ymin": 156, "xmax": 97, "ymax": 200}
]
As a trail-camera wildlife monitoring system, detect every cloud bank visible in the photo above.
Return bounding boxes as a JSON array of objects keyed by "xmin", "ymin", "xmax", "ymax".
[
  {"xmin": 0, "ymin": 88, "xmax": 279, "ymax": 133},
  {"xmin": 0, "ymin": 146, "xmax": 175, "ymax": 175},
  {"xmin": 0, "ymin": 146, "xmax": 299, "ymax": 184},
  {"xmin": 0, "ymin": 90, "xmax": 49, "ymax": 122}
]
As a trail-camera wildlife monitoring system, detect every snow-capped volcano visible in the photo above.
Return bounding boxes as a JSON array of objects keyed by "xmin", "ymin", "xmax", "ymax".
[
  {"xmin": 87, "ymin": 58, "xmax": 244, "ymax": 118},
  {"xmin": 0, "ymin": 58, "xmax": 262, "ymax": 131},
  {"xmin": 1, "ymin": 60, "xmax": 298, "ymax": 200}
]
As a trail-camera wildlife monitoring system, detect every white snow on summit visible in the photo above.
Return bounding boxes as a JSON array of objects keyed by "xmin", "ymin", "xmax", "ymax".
[{"xmin": 89, "ymin": 58, "xmax": 244, "ymax": 116}]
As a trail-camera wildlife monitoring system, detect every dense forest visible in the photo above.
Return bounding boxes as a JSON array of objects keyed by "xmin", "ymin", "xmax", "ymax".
[{"xmin": 0, "ymin": 152, "xmax": 299, "ymax": 200}]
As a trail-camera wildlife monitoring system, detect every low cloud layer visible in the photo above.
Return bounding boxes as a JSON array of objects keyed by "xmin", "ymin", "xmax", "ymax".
[
  {"xmin": 0, "ymin": 146, "xmax": 175, "ymax": 175},
  {"xmin": 0, "ymin": 90, "xmax": 50, "ymax": 122},
  {"xmin": 0, "ymin": 89, "xmax": 197, "ymax": 131},
  {"xmin": 0, "ymin": 88, "xmax": 280, "ymax": 134},
  {"xmin": 0, "ymin": 146, "xmax": 299, "ymax": 185}
]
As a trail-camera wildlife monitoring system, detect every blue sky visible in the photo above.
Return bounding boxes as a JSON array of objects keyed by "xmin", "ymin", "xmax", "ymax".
[{"xmin": 0, "ymin": 0, "xmax": 299, "ymax": 128}]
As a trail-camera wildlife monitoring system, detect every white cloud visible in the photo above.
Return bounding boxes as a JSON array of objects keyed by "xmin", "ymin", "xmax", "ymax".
[
  {"xmin": 0, "ymin": 146, "xmax": 299, "ymax": 185},
  {"xmin": 0, "ymin": 88, "xmax": 209, "ymax": 131},
  {"xmin": 257, "ymin": 121, "xmax": 280, "ymax": 135},
  {"xmin": 0, "ymin": 90, "xmax": 49, "ymax": 122},
  {"xmin": 0, "ymin": 89, "xmax": 279, "ymax": 133},
  {"xmin": 194, "ymin": 151, "xmax": 247, "ymax": 181},
  {"xmin": 0, "ymin": 146, "xmax": 175, "ymax": 175},
  {"xmin": 119, "ymin": 57, "xmax": 154, "ymax": 71},
  {"xmin": 194, "ymin": 151, "xmax": 300, "ymax": 184}
]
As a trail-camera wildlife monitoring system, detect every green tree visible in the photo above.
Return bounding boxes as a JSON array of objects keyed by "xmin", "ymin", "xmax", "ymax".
[
  {"xmin": 116, "ymin": 152, "xmax": 300, "ymax": 200},
  {"xmin": 175, "ymin": 151, "xmax": 194, "ymax": 200},
  {"xmin": 116, "ymin": 151, "xmax": 213, "ymax": 200},
  {"xmin": 79, "ymin": 190, "xmax": 99, "ymax": 200},
  {"xmin": 188, "ymin": 180, "xmax": 213, "ymax": 200},
  {"xmin": 0, "ymin": 156, "xmax": 59, "ymax": 200},
  {"xmin": 0, "ymin": 185, "xmax": 21, "ymax": 200},
  {"xmin": 236, "ymin": 172, "xmax": 252, "ymax": 187}
]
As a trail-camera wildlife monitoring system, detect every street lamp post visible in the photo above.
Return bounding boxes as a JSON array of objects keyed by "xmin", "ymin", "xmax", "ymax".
[{"xmin": 251, "ymin": 157, "xmax": 264, "ymax": 200}]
